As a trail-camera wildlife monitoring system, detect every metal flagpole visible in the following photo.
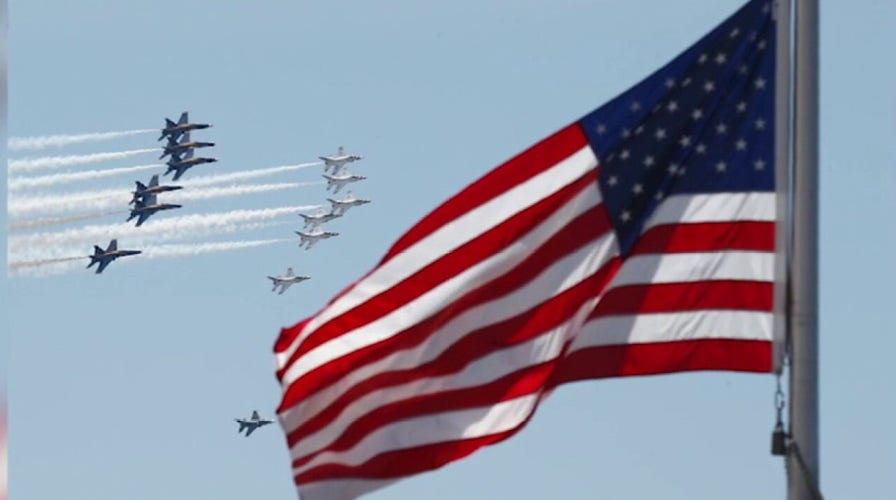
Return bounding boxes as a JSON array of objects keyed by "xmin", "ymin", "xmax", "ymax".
[{"xmin": 789, "ymin": 0, "xmax": 820, "ymax": 499}]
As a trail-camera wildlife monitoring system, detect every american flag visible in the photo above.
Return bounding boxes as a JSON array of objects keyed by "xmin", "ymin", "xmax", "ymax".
[{"xmin": 275, "ymin": 1, "xmax": 779, "ymax": 498}]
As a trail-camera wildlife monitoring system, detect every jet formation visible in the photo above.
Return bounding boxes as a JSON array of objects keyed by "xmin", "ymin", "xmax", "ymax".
[
  {"xmin": 158, "ymin": 111, "xmax": 211, "ymax": 143},
  {"xmin": 235, "ymin": 411, "xmax": 273, "ymax": 437},
  {"xmin": 86, "ymin": 239, "xmax": 141, "ymax": 274}
]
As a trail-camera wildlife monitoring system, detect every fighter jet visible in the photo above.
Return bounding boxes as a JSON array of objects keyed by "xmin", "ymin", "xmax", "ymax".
[
  {"xmin": 158, "ymin": 111, "xmax": 212, "ymax": 143},
  {"xmin": 299, "ymin": 208, "xmax": 342, "ymax": 230},
  {"xmin": 130, "ymin": 174, "xmax": 183, "ymax": 205},
  {"xmin": 86, "ymin": 239, "xmax": 141, "ymax": 274},
  {"xmin": 234, "ymin": 411, "xmax": 273, "ymax": 437},
  {"xmin": 159, "ymin": 130, "xmax": 215, "ymax": 160},
  {"xmin": 267, "ymin": 267, "xmax": 310, "ymax": 295},
  {"xmin": 164, "ymin": 148, "xmax": 217, "ymax": 181},
  {"xmin": 326, "ymin": 191, "xmax": 371, "ymax": 215},
  {"xmin": 126, "ymin": 193, "xmax": 182, "ymax": 227},
  {"xmin": 323, "ymin": 170, "xmax": 366, "ymax": 194},
  {"xmin": 295, "ymin": 228, "xmax": 339, "ymax": 250},
  {"xmin": 319, "ymin": 146, "xmax": 363, "ymax": 174}
]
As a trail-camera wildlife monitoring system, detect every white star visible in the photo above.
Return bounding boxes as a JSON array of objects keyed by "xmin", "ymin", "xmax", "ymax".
[
  {"xmin": 737, "ymin": 101, "xmax": 748, "ymax": 113},
  {"xmin": 654, "ymin": 128, "xmax": 667, "ymax": 140},
  {"xmin": 749, "ymin": 31, "xmax": 758, "ymax": 42},
  {"xmin": 716, "ymin": 123, "xmax": 728, "ymax": 135},
  {"xmin": 631, "ymin": 101, "xmax": 642, "ymax": 112},
  {"xmin": 739, "ymin": 64, "xmax": 750, "ymax": 75},
  {"xmin": 755, "ymin": 118, "xmax": 766, "ymax": 130},
  {"xmin": 704, "ymin": 80, "xmax": 716, "ymax": 93},
  {"xmin": 679, "ymin": 135, "xmax": 692, "ymax": 147},
  {"xmin": 755, "ymin": 77, "xmax": 767, "ymax": 90},
  {"xmin": 664, "ymin": 77, "xmax": 676, "ymax": 88},
  {"xmin": 730, "ymin": 27, "xmax": 741, "ymax": 38},
  {"xmin": 698, "ymin": 53, "xmax": 708, "ymax": 64},
  {"xmin": 677, "ymin": 167, "xmax": 687, "ymax": 176},
  {"xmin": 715, "ymin": 52, "xmax": 727, "ymax": 65},
  {"xmin": 607, "ymin": 175, "xmax": 619, "ymax": 186},
  {"xmin": 681, "ymin": 77, "xmax": 692, "ymax": 87},
  {"xmin": 736, "ymin": 138, "xmax": 748, "ymax": 151},
  {"xmin": 619, "ymin": 149, "xmax": 630, "ymax": 160},
  {"xmin": 691, "ymin": 108, "xmax": 704, "ymax": 120},
  {"xmin": 655, "ymin": 190, "xmax": 665, "ymax": 201},
  {"xmin": 596, "ymin": 123, "xmax": 607, "ymax": 135},
  {"xmin": 716, "ymin": 161, "xmax": 727, "ymax": 172},
  {"xmin": 757, "ymin": 38, "xmax": 767, "ymax": 50},
  {"xmin": 632, "ymin": 183, "xmax": 644, "ymax": 194},
  {"xmin": 696, "ymin": 143, "xmax": 707, "ymax": 155},
  {"xmin": 666, "ymin": 100, "xmax": 678, "ymax": 112},
  {"xmin": 620, "ymin": 210, "xmax": 631, "ymax": 222},
  {"xmin": 754, "ymin": 159, "xmax": 766, "ymax": 170},
  {"xmin": 643, "ymin": 155, "xmax": 655, "ymax": 167},
  {"xmin": 667, "ymin": 163, "xmax": 679, "ymax": 175},
  {"xmin": 634, "ymin": 125, "xmax": 644, "ymax": 135},
  {"xmin": 621, "ymin": 128, "xmax": 631, "ymax": 138}
]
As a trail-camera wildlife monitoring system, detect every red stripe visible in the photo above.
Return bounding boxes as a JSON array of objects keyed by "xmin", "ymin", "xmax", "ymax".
[
  {"xmin": 297, "ymin": 425, "xmax": 522, "ymax": 484},
  {"xmin": 549, "ymin": 339, "xmax": 773, "ymax": 386},
  {"xmin": 591, "ymin": 280, "xmax": 773, "ymax": 317},
  {"xmin": 381, "ymin": 124, "xmax": 589, "ymax": 263},
  {"xmin": 630, "ymin": 221, "xmax": 775, "ymax": 255},
  {"xmin": 274, "ymin": 318, "xmax": 312, "ymax": 355},
  {"xmin": 278, "ymin": 203, "xmax": 613, "ymax": 411},
  {"xmin": 276, "ymin": 170, "xmax": 600, "ymax": 381},
  {"xmin": 293, "ymin": 362, "xmax": 554, "ymax": 470},
  {"xmin": 285, "ymin": 262, "xmax": 618, "ymax": 451}
]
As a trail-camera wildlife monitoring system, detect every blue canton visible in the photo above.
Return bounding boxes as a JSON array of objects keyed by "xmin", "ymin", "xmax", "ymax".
[{"xmin": 579, "ymin": 0, "xmax": 775, "ymax": 256}]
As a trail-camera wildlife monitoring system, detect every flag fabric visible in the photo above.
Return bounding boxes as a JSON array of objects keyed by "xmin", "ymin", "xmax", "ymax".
[{"xmin": 275, "ymin": 1, "xmax": 780, "ymax": 498}]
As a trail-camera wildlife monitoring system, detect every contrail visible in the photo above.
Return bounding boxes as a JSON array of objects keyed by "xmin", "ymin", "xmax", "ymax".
[
  {"xmin": 9, "ymin": 211, "xmax": 123, "ymax": 231},
  {"xmin": 8, "ymin": 181, "xmax": 321, "ymax": 217},
  {"xmin": 8, "ymin": 163, "xmax": 163, "ymax": 191},
  {"xmin": 8, "ymin": 148, "xmax": 158, "ymax": 174},
  {"xmin": 181, "ymin": 162, "xmax": 321, "ymax": 187},
  {"xmin": 9, "ymin": 237, "xmax": 292, "ymax": 277},
  {"xmin": 8, "ymin": 129, "xmax": 156, "ymax": 152},
  {"xmin": 8, "ymin": 205, "xmax": 321, "ymax": 260}
]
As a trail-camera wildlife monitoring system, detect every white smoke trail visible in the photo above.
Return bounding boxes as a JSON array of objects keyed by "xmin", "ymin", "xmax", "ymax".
[
  {"xmin": 8, "ymin": 181, "xmax": 322, "ymax": 218},
  {"xmin": 9, "ymin": 211, "xmax": 123, "ymax": 231},
  {"xmin": 8, "ymin": 205, "xmax": 320, "ymax": 260},
  {"xmin": 8, "ymin": 163, "xmax": 163, "ymax": 191},
  {"xmin": 180, "ymin": 162, "xmax": 321, "ymax": 187},
  {"xmin": 9, "ymin": 237, "xmax": 292, "ymax": 277},
  {"xmin": 8, "ymin": 148, "xmax": 158, "ymax": 174},
  {"xmin": 8, "ymin": 129, "xmax": 156, "ymax": 152}
]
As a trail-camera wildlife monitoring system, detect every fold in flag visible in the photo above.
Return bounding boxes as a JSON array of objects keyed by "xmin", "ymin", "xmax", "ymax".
[{"xmin": 275, "ymin": 1, "xmax": 781, "ymax": 498}]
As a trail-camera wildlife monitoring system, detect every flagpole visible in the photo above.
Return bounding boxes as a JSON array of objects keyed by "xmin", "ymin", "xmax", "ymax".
[{"xmin": 789, "ymin": 0, "xmax": 820, "ymax": 498}]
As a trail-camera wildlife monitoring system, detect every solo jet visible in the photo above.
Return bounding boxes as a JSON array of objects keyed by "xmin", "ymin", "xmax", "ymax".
[
  {"xmin": 319, "ymin": 146, "xmax": 363, "ymax": 174},
  {"xmin": 86, "ymin": 239, "xmax": 141, "ymax": 274},
  {"xmin": 127, "ymin": 193, "xmax": 182, "ymax": 227},
  {"xmin": 159, "ymin": 130, "xmax": 215, "ymax": 160},
  {"xmin": 130, "ymin": 174, "xmax": 182, "ymax": 205},
  {"xmin": 267, "ymin": 267, "xmax": 310, "ymax": 295},
  {"xmin": 158, "ymin": 111, "xmax": 211, "ymax": 143},
  {"xmin": 323, "ymin": 170, "xmax": 366, "ymax": 194},
  {"xmin": 299, "ymin": 209, "xmax": 342, "ymax": 230},
  {"xmin": 295, "ymin": 228, "xmax": 339, "ymax": 250},
  {"xmin": 327, "ymin": 191, "xmax": 371, "ymax": 215},
  {"xmin": 235, "ymin": 411, "xmax": 273, "ymax": 437},
  {"xmin": 164, "ymin": 148, "xmax": 217, "ymax": 181}
]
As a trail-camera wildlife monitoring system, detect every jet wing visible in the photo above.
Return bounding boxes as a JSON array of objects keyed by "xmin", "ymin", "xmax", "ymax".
[
  {"xmin": 136, "ymin": 211, "xmax": 152, "ymax": 227},
  {"xmin": 95, "ymin": 258, "xmax": 111, "ymax": 274},
  {"xmin": 244, "ymin": 425, "xmax": 257, "ymax": 437}
]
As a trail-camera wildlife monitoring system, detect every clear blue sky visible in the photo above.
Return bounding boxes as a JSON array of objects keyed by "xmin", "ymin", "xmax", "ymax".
[{"xmin": 6, "ymin": 1, "xmax": 895, "ymax": 499}]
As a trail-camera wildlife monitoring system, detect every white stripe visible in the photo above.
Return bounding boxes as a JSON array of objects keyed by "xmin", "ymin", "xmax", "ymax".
[
  {"xmin": 293, "ymin": 393, "xmax": 541, "ymax": 477},
  {"xmin": 608, "ymin": 251, "xmax": 774, "ymax": 289},
  {"xmin": 279, "ymin": 183, "xmax": 607, "ymax": 389},
  {"xmin": 569, "ymin": 310, "xmax": 773, "ymax": 351},
  {"xmin": 276, "ymin": 145, "xmax": 598, "ymax": 365},
  {"xmin": 288, "ymin": 278, "xmax": 603, "ymax": 459},
  {"xmin": 644, "ymin": 192, "xmax": 775, "ymax": 232},
  {"xmin": 297, "ymin": 477, "xmax": 398, "ymax": 500},
  {"xmin": 281, "ymin": 230, "xmax": 617, "ymax": 435}
]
